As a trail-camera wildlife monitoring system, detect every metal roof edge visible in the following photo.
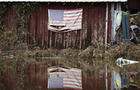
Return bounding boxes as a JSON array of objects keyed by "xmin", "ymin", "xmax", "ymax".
[{"xmin": 0, "ymin": 0, "xmax": 128, "ymax": 2}]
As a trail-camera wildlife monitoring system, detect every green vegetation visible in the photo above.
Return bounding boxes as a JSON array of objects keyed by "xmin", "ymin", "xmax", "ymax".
[
  {"xmin": 0, "ymin": 3, "xmax": 40, "ymax": 50},
  {"xmin": 133, "ymin": 12, "xmax": 140, "ymax": 26}
]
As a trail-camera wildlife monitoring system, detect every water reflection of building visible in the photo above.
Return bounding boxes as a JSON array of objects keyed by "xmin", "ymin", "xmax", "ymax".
[{"xmin": 48, "ymin": 66, "xmax": 82, "ymax": 89}]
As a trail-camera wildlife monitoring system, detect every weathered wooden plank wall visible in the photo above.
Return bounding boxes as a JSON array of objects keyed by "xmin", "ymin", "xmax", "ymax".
[
  {"xmin": 27, "ymin": 3, "xmax": 111, "ymax": 49},
  {"xmin": 3, "ymin": 7, "xmax": 15, "ymax": 31},
  {"xmin": 108, "ymin": 4, "xmax": 112, "ymax": 43},
  {"xmin": 3, "ymin": 3, "xmax": 114, "ymax": 49}
]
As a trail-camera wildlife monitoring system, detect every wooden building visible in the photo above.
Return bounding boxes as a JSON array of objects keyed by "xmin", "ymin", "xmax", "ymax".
[{"xmin": 4, "ymin": 0, "xmax": 128, "ymax": 49}]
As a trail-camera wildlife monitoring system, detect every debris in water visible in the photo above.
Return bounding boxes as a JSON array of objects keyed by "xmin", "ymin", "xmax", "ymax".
[{"xmin": 116, "ymin": 58, "xmax": 139, "ymax": 67}]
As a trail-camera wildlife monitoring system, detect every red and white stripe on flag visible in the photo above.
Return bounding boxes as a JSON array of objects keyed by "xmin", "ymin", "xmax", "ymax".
[
  {"xmin": 63, "ymin": 68, "xmax": 82, "ymax": 89},
  {"xmin": 63, "ymin": 9, "xmax": 82, "ymax": 31},
  {"xmin": 48, "ymin": 8, "xmax": 83, "ymax": 31},
  {"xmin": 48, "ymin": 67, "xmax": 82, "ymax": 89}
]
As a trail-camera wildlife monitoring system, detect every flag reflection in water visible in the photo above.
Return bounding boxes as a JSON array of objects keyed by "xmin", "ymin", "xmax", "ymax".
[{"xmin": 48, "ymin": 66, "xmax": 82, "ymax": 89}]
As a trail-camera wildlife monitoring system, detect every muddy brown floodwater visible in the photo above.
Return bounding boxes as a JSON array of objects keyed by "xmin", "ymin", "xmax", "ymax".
[{"xmin": 0, "ymin": 57, "xmax": 140, "ymax": 90}]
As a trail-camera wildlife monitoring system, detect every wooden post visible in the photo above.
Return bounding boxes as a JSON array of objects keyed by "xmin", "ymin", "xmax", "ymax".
[{"xmin": 105, "ymin": 64, "xmax": 108, "ymax": 90}]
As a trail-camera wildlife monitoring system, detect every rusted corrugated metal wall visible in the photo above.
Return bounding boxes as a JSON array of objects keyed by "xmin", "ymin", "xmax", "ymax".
[{"xmin": 27, "ymin": 3, "xmax": 111, "ymax": 49}]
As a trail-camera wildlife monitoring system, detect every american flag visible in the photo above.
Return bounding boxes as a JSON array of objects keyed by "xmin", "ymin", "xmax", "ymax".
[
  {"xmin": 48, "ymin": 9, "xmax": 83, "ymax": 32},
  {"xmin": 63, "ymin": 68, "xmax": 82, "ymax": 89},
  {"xmin": 48, "ymin": 67, "xmax": 82, "ymax": 89}
]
